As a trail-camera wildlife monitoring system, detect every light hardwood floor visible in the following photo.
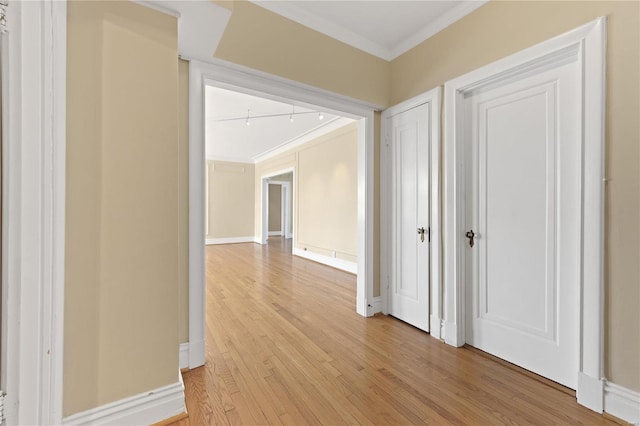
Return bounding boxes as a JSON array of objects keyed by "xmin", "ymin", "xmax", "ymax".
[{"xmin": 173, "ymin": 237, "xmax": 612, "ymax": 425}]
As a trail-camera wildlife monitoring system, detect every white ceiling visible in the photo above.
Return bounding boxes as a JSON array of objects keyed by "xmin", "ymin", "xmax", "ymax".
[
  {"xmin": 251, "ymin": 0, "xmax": 488, "ymax": 61},
  {"xmin": 206, "ymin": 86, "xmax": 353, "ymax": 163}
]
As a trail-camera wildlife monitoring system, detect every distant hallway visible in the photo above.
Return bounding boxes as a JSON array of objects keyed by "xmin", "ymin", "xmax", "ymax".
[{"xmin": 176, "ymin": 240, "xmax": 611, "ymax": 425}]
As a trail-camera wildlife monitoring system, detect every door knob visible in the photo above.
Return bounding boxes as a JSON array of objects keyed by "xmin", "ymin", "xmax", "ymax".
[
  {"xmin": 417, "ymin": 227, "xmax": 426, "ymax": 243},
  {"xmin": 465, "ymin": 229, "xmax": 475, "ymax": 248}
]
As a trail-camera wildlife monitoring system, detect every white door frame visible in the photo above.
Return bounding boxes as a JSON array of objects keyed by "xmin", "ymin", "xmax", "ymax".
[
  {"xmin": 262, "ymin": 172, "xmax": 294, "ymax": 246},
  {"xmin": 380, "ymin": 87, "xmax": 442, "ymax": 338},
  {"xmin": 2, "ymin": 1, "xmax": 67, "ymax": 424},
  {"xmin": 443, "ymin": 18, "xmax": 606, "ymax": 412},
  {"xmin": 281, "ymin": 182, "xmax": 292, "ymax": 239},
  {"xmin": 267, "ymin": 179, "xmax": 292, "ymax": 240},
  {"xmin": 188, "ymin": 59, "xmax": 380, "ymax": 368}
]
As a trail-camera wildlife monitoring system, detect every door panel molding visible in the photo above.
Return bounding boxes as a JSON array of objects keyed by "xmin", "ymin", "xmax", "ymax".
[
  {"xmin": 443, "ymin": 17, "xmax": 606, "ymax": 412},
  {"xmin": 381, "ymin": 87, "xmax": 441, "ymax": 338}
]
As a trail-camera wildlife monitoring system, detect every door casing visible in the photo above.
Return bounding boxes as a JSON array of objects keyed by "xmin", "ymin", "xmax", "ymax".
[
  {"xmin": 267, "ymin": 179, "xmax": 292, "ymax": 240},
  {"xmin": 189, "ymin": 60, "xmax": 381, "ymax": 370},
  {"xmin": 443, "ymin": 17, "xmax": 606, "ymax": 412},
  {"xmin": 262, "ymin": 171, "xmax": 295, "ymax": 247}
]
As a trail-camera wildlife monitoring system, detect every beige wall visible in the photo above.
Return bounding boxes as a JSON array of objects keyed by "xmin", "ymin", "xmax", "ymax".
[
  {"xmin": 213, "ymin": 1, "xmax": 390, "ymax": 108},
  {"xmin": 297, "ymin": 126, "xmax": 358, "ymax": 262},
  {"xmin": 65, "ymin": 0, "xmax": 179, "ymax": 416},
  {"xmin": 390, "ymin": 0, "xmax": 640, "ymax": 392},
  {"xmin": 268, "ymin": 184, "xmax": 282, "ymax": 233},
  {"xmin": 207, "ymin": 160, "xmax": 255, "ymax": 239},
  {"xmin": 178, "ymin": 59, "xmax": 189, "ymax": 344},
  {"xmin": 256, "ymin": 123, "xmax": 358, "ymax": 264}
]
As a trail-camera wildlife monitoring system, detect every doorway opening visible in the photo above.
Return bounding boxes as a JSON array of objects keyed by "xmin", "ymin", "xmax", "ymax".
[
  {"xmin": 263, "ymin": 171, "xmax": 293, "ymax": 247},
  {"xmin": 187, "ymin": 59, "xmax": 378, "ymax": 368}
]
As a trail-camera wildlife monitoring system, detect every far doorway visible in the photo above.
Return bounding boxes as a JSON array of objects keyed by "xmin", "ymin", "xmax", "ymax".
[{"xmin": 265, "ymin": 173, "xmax": 293, "ymax": 245}]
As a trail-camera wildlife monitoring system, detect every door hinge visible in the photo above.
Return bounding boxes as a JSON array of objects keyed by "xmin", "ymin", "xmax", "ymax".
[{"xmin": 0, "ymin": 390, "xmax": 5, "ymax": 423}]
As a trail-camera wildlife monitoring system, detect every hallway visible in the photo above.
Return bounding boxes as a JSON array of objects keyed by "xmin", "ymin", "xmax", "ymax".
[{"xmin": 175, "ymin": 239, "xmax": 610, "ymax": 425}]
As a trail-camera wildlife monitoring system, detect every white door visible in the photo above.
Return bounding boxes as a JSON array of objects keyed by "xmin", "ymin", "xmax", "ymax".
[
  {"xmin": 388, "ymin": 103, "xmax": 430, "ymax": 332},
  {"xmin": 464, "ymin": 59, "xmax": 580, "ymax": 388}
]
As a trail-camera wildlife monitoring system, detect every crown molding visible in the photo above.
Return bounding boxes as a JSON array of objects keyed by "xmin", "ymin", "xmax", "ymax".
[
  {"xmin": 391, "ymin": 1, "xmax": 489, "ymax": 59},
  {"xmin": 250, "ymin": 0, "xmax": 489, "ymax": 61},
  {"xmin": 250, "ymin": 0, "xmax": 393, "ymax": 60}
]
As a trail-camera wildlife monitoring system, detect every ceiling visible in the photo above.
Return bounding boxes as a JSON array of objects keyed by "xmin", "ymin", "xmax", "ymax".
[
  {"xmin": 251, "ymin": 0, "xmax": 488, "ymax": 61},
  {"xmin": 206, "ymin": 86, "xmax": 353, "ymax": 163}
]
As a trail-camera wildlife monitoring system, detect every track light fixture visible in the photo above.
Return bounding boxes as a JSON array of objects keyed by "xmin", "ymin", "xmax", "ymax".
[{"xmin": 212, "ymin": 109, "xmax": 327, "ymax": 124}]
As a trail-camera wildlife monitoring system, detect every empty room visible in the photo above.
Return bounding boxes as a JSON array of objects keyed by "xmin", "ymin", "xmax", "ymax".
[{"xmin": 2, "ymin": 1, "xmax": 638, "ymax": 425}]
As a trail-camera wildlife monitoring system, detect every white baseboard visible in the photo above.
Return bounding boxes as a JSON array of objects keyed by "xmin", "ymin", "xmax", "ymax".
[
  {"xmin": 293, "ymin": 247, "xmax": 357, "ymax": 274},
  {"xmin": 206, "ymin": 236, "xmax": 256, "ymax": 245},
  {"xmin": 370, "ymin": 296, "xmax": 382, "ymax": 314},
  {"xmin": 179, "ymin": 343, "xmax": 189, "ymax": 370},
  {"xmin": 63, "ymin": 373, "xmax": 185, "ymax": 425},
  {"xmin": 605, "ymin": 381, "xmax": 640, "ymax": 424},
  {"xmin": 268, "ymin": 231, "xmax": 282, "ymax": 236}
]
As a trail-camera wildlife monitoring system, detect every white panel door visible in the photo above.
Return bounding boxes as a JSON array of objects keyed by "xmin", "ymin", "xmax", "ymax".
[
  {"xmin": 464, "ymin": 59, "xmax": 581, "ymax": 388},
  {"xmin": 388, "ymin": 103, "xmax": 430, "ymax": 332}
]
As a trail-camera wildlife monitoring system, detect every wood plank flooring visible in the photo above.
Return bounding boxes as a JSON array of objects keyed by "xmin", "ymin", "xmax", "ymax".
[{"xmin": 173, "ymin": 237, "xmax": 612, "ymax": 425}]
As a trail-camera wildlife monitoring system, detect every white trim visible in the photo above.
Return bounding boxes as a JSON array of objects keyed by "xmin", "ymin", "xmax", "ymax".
[
  {"xmin": 443, "ymin": 17, "xmax": 606, "ymax": 411},
  {"xmin": 268, "ymin": 231, "xmax": 283, "ymax": 237},
  {"xmin": 188, "ymin": 57, "xmax": 207, "ymax": 370},
  {"xmin": 3, "ymin": 1, "xmax": 66, "ymax": 424},
  {"xmin": 206, "ymin": 236, "xmax": 257, "ymax": 245},
  {"xmin": 179, "ymin": 343, "xmax": 190, "ymax": 370},
  {"xmin": 63, "ymin": 376, "xmax": 186, "ymax": 426},
  {"xmin": 280, "ymin": 182, "xmax": 291, "ymax": 239},
  {"xmin": 293, "ymin": 248, "xmax": 357, "ymax": 274},
  {"xmin": 252, "ymin": 117, "xmax": 354, "ymax": 163},
  {"xmin": 250, "ymin": 1, "xmax": 488, "ymax": 61},
  {"xmin": 201, "ymin": 58, "xmax": 383, "ymax": 113},
  {"xmin": 380, "ymin": 87, "xmax": 442, "ymax": 335},
  {"xmin": 604, "ymin": 381, "xmax": 640, "ymax": 425},
  {"xmin": 358, "ymin": 115, "xmax": 375, "ymax": 318},
  {"xmin": 261, "ymin": 177, "xmax": 269, "ymax": 244},
  {"xmin": 429, "ymin": 315, "xmax": 442, "ymax": 340},
  {"xmin": 371, "ymin": 297, "xmax": 382, "ymax": 314}
]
